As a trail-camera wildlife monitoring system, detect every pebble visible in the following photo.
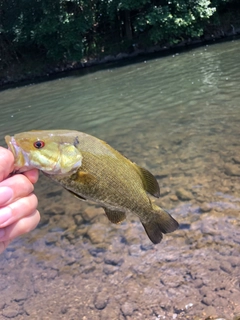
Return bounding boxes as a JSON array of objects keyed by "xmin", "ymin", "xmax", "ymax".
[
  {"xmin": 176, "ymin": 188, "xmax": 193, "ymax": 201},
  {"xmin": 121, "ymin": 302, "xmax": 135, "ymax": 317},
  {"xmin": 94, "ymin": 292, "xmax": 109, "ymax": 310},
  {"xmin": 2, "ymin": 304, "xmax": 20, "ymax": 318},
  {"xmin": 224, "ymin": 164, "xmax": 240, "ymax": 176},
  {"xmin": 87, "ymin": 224, "xmax": 106, "ymax": 244},
  {"xmin": 82, "ymin": 207, "xmax": 102, "ymax": 221},
  {"xmin": 104, "ymin": 255, "xmax": 124, "ymax": 266},
  {"xmin": 219, "ymin": 260, "xmax": 232, "ymax": 273}
]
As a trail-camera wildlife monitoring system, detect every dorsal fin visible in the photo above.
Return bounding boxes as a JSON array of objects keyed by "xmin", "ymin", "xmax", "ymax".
[{"xmin": 136, "ymin": 166, "xmax": 160, "ymax": 198}]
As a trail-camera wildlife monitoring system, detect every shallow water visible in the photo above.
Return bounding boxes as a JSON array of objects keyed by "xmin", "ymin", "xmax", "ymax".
[{"xmin": 0, "ymin": 40, "xmax": 240, "ymax": 319}]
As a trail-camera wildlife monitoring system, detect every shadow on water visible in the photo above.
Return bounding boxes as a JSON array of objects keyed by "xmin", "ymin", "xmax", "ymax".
[
  {"xmin": 0, "ymin": 39, "xmax": 240, "ymax": 319},
  {"xmin": 1, "ymin": 34, "xmax": 240, "ymax": 93}
]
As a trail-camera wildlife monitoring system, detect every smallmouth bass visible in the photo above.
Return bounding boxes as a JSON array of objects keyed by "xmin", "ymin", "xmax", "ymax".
[{"xmin": 5, "ymin": 130, "xmax": 179, "ymax": 244}]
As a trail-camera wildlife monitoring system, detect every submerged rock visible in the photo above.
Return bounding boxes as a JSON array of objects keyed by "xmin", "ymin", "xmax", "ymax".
[
  {"xmin": 176, "ymin": 188, "xmax": 193, "ymax": 201},
  {"xmin": 224, "ymin": 164, "xmax": 240, "ymax": 176}
]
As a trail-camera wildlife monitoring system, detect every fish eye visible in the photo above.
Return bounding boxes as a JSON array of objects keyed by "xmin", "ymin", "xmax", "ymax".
[{"xmin": 34, "ymin": 140, "xmax": 45, "ymax": 149}]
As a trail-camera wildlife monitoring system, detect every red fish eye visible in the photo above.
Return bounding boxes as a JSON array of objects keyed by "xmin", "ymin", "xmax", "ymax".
[{"xmin": 34, "ymin": 140, "xmax": 45, "ymax": 149}]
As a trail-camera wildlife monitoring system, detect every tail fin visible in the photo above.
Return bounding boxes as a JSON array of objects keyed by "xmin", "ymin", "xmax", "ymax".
[{"xmin": 141, "ymin": 207, "xmax": 179, "ymax": 244}]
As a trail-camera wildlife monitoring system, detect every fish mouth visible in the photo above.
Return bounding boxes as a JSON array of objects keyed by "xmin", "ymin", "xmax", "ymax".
[
  {"xmin": 5, "ymin": 135, "xmax": 27, "ymax": 172},
  {"xmin": 5, "ymin": 135, "xmax": 17, "ymax": 157}
]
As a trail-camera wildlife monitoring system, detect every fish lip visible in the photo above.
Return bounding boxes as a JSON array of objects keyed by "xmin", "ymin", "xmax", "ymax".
[{"xmin": 5, "ymin": 136, "xmax": 17, "ymax": 157}]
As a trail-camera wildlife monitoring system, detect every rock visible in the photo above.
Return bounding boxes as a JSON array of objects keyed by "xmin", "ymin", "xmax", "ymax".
[
  {"xmin": 203, "ymin": 305, "xmax": 217, "ymax": 318},
  {"xmin": 82, "ymin": 207, "xmax": 102, "ymax": 222},
  {"xmin": 13, "ymin": 289, "xmax": 28, "ymax": 302},
  {"xmin": 232, "ymin": 156, "xmax": 240, "ymax": 164},
  {"xmin": 73, "ymin": 214, "xmax": 83, "ymax": 226},
  {"xmin": 104, "ymin": 255, "xmax": 124, "ymax": 266},
  {"xmin": 219, "ymin": 260, "xmax": 232, "ymax": 273},
  {"xmin": 160, "ymin": 187, "xmax": 171, "ymax": 197},
  {"xmin": 199, "ymin": 204, "xmax": 212, "ymax": 213},
  {"xmin": 94, "ymin": 292, "xmax": 109, "ymax": 310},
  {"xmin": 201, "ymin": 295, "xmax": 213, "ymax": 306},
  {"xmin": 121, "ymin": 302, "xmax": 135, "ymax": 317},
  {"xmin": 170, "ymin": 195, "xmax": 179, "ymax": 201},
  {"xmin": 87, "ymin": 224, "xmax": 106, "ymax": 244},
  {"xmin": 176, "ymin": 188, "xmax": 193, "ymax": 201},
  {"xmin": 2, "ymin": 304, "xmax": 20, "ymax": 318},
  {"xmin": 224, "ymin": 164, "xmax": 240, "ymax": 176},
  {"xmin": 103, "ymin": 265, "xmax": 119, "ymax": 275},
  {"xmin": 155, "ymin": 170, "xmax": 169, "ymax": 179},
  {"xmin": 45, "ymin": 203, "xmax": 65, "ymax": 215},
  {"xmin": 45, "ymin": 233, "xmax": 58, "ymax": 246}
]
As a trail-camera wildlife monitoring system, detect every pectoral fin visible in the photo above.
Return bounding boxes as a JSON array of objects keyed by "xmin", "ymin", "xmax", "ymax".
[
  {"xmin": 104, "ymin": 208, "xmax": 126, "ymax": 224},
  {"xmin": 77, "ymin": 171, "xmax": 97, "ymax": 184},
  {"xmin": 136, "ymin": 166, "xmax": 160, "ymax": 198}
]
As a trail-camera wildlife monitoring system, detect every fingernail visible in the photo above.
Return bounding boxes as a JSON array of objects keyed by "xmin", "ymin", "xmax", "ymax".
[
  {"xmin": 0, "ymin": 187, "xmax": 13, "ymax": 205},
  {"xmin": 0, "ymin": 207, "xmax": 12, "ymax": 225}
]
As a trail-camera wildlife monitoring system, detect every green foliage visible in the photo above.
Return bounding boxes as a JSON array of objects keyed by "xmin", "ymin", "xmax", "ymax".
[{"xmin": 0, "ymin": 0, "xmax": 238, "ymax": 68}]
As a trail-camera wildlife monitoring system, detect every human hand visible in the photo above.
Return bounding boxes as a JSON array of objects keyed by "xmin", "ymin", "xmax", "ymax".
[{"xmin": 0, "ymin": 147, "xmax": 40, "ymax": 254}]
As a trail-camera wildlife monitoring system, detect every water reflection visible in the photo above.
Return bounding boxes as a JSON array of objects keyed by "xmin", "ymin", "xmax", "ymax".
[{"xmin": 0, "ymin": 40, "xmax": 240, "ymax": 319}]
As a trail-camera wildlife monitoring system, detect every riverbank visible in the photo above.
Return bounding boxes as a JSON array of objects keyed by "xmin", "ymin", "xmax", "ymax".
[{"xmin": 1, "ymin": 24, "xmax": 240, "ymax": 91}]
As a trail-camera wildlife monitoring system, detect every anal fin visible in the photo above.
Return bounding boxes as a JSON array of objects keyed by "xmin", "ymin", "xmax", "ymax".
[{"xmin": 104, "ymin": 208, "xmax": 126, "ymax": 224}]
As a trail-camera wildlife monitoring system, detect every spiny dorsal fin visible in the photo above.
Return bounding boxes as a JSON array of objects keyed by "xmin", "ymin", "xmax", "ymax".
[
  {"xmin": 104, "ymin": 208, "xmax": 126, "ymax": 224},
  {"xmin": 64, "ymin": 187, "xmax": 86, "ymax": 201},
  {"xmin": 136, "ymin": 166, "xmax": 160, "ymax": 198}
]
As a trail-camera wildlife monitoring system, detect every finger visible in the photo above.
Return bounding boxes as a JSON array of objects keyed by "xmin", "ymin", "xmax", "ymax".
[
  {"xmin": 0, "ymin": 240, "xmax": 11, "ymax": 255},
  {"xmin": 0, "ymin": 174, "xmax": 34, "ymax": 206},
  {"xmin": 23, "ymin": 169, "xmax": 39, "ymax": 184},
  {"xmin": 0, "ymin": 209, "xmax": 40, "ymax": 243},
  {"xmin": 0, "ymin": 147, "xmax": 14, "ymax": 182},
  {"xmin": 0, "ymin": 193, "xmax": 38, "ymax": 228}
]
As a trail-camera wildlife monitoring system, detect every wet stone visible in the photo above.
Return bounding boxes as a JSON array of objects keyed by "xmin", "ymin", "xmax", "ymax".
[
  {"xmin": 82, "ymin": 207, "xmax": 102, "ymax": 222},
  {"xmin": 73, "ymin": 214, "xmax": 83, "ymax": 225},
  {"xmin": 232, "ymin": 156, "xmax": 240, "ymax": 164},
  {"xmin": 94, "ymin": 293, "xmax": 109, "ymax": 310},
  {"xmin": 103, "ymin": 265, "xmax": 119, "ymax": 275},
  {"xmin": 219, "ymin": 260, "xmax": 232, "ymax": 273},
  {"xmin": 201, "ymin": 295, "xmax": 214, "ymax": 306},
  {"xmin": 13, "ymin": 289, "xmax": 28, "ymax": 302},
  {"xmin": 2, "ymin": 304, "xmax": 21, "ymax": 318},
  {"xmin": 199, "ymin": 203, "xmax": 212, "ymax": 213},
  {"xmin": 170, "ymin": 195, "xmax": 179, "ymax": 201},
  {"xmin": 61, "ymin": 306, "xmax": 68, "ymax": 314},
  {"xmin": 45, "ymin": 203, "xmax": 65, "ymax": 215},
  {"xmin": 45, "ymin": 233, "xmax": 58, "ymax": 246},
  {"xmin": 87, "ymin": 224, "xmax": 106, "ymax": 244},
  {"xmin": 176, "ymin": 188, "xmax": 193, "ymax": 201},
  {"xmin": 160, "ymin": 187, "xmax": 171, "ymax": 197},
  {"xmin": 224, "ymin": 164, "xmax": 240, "ymax": 176},
  {"xmin": 140, "ymin": 243, "xmax": 154, "ymax": 251},
  {"xmin": 121, "ymin": 302, "xmax": 135, "ymax": 317},
  {"xmin": 203, "ymin": 305, "xmax": 217, "ymax": 318},
  {"xmin": 104, "ymin": 255, "xmax": 124, "ymax": 266}
]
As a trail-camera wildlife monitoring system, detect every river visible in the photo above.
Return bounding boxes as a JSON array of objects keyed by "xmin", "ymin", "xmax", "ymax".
[{"xmin": 0, "ymin": 40, "xmax": 240, "ymax": 320}]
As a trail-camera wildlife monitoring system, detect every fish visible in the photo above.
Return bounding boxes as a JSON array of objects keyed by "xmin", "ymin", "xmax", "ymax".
[{"xmin": 5, "ymin": 130, "xmax": 179, "ymax": 244}]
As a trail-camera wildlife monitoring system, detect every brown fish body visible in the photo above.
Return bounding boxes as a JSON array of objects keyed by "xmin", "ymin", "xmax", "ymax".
[{"xmin": 5, "ymin": 130, "xmax": 179, "ymax": 244}]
